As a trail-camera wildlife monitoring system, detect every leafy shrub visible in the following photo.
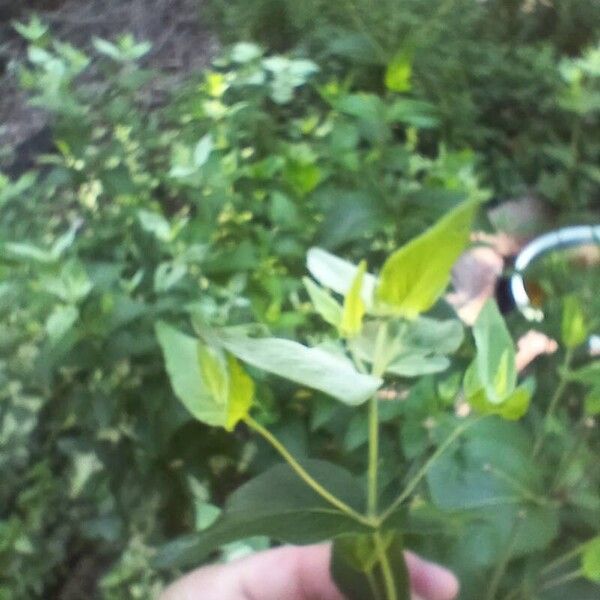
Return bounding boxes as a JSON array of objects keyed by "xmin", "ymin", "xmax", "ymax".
[
  {"xmin": 0, "ymin": 28, "xmax": 487, "ymax": 598},
  {"xmin": 205, "ymin": 0, "xmax": 600, "ymax": 213}
]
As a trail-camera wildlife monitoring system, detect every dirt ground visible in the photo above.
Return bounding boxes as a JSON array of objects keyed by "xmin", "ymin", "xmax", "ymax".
[{"xmin": 0, "ymin": 0, "xmax": 219, "ymax": 170}]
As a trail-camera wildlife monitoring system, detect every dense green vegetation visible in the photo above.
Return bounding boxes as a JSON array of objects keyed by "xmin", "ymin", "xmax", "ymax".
[{"xmin": 0, "ymin": 2, "xmax": 599, "ymax": 598}]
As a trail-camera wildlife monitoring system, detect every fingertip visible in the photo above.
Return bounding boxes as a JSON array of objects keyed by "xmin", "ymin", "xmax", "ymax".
[{"xmin": 405, "ymin": 551, "xmax": 460, "ymax": 600}]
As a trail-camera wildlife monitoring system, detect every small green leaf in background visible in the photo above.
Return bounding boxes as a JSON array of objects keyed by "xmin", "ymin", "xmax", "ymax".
[
  {"xmin": 340, "ymin": 260, "xmax": 367, "ymax": 338},
  {"xmin": 582, "ymin": 536, "xmax": 600, "ymax": 582},
  {"xmin": 331, "ymin": 532, "xmax": 410, "ymax": 600},
  {"xmin": 155, "ymin": 322, "xmax": 254, "ymax": 429},
  {"xmin": 212, "ymin": 328, "xmax": 382, "ymax": 406},
  {"xmin": 194, "ymin": 134, "xmax": 214, "ymax": 168},
  {"xmin": 584, "ymin": 387, "xmax": 600, "ymax": 416},
  {"xmin": 385, "ymin": 48, "xmax": 413, "ymax": 92},
  {"xmin": 303, "ymin": 277, "xmax": 342, "ymax": 328},
  {"xmin": 46, "ymin": 305, "xmax": 79, "ymax": 343},
  {"xmin": 375, "ymin": 199, "xmax": 479, "ymax": 318},
  {"xmin": 562, "ymin": 294, "xmax": 588, "ymax": 348}
]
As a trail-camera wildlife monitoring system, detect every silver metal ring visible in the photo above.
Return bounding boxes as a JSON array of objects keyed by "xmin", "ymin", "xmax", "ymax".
[{"xmin": 510, "ymin": 225, "xmax": 600, "ymax": 325}]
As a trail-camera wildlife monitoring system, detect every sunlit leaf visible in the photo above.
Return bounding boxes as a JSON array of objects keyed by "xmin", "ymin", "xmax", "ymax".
[
  {"xmin": 582, "ymin": 536, "xmax": 600, "ymax": 582},
  {"xmin": 385, "ymin": 48, "xmax": 412, "ymax": 92},
  {"xmin": 340, "ymin": 260, "xmax": 367, "ymax": 338},
  {"xmin": 155, "ymin": 322, "xmax": 253, "ymax": 428},
  {"xmin": 375, "ymin": 199, "xmax": 479, "ymax": 318}
]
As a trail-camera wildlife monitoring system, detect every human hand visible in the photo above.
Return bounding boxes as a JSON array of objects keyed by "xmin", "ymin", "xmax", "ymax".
[{"xmin": 160, "ymin": 542, "xmax": 459, "ymax": 600}]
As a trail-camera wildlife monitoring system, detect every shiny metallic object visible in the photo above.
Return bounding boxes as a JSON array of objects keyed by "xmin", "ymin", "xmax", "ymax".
[{"xmin": 510, "ymin": 226, "xmax": 600, "ymax": 342}]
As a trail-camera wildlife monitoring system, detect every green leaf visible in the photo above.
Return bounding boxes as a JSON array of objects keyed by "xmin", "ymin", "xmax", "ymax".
[
  {"xmin": 331, "ymin": 532, "xmax": 410, "ymax": 600},
  {"xmin": 582, "ymin": 536, "xmax": 600, "ymax": 582},
  {"xmin": 194, "ymin": 134, "xmax": 214, "ymax": 168},
  {"xmin": 385, "ymin": 49, "xmax": 413, "ymax": 92},
  {"xmin": 353, "ymin": 317, "xmax": 463, "ymax": 378},
  {"xmin": 303, "ymin": 277, "xmax": 342, "ymax": 328},
  {"xmin": 211, "ymin": 328, "xmax": 382, "ymax": 406},
  {"xmin": 471, "ymin": 300, "xmax": 517, "ymax": 404},
  {"xmin": 306, "ymin": 247, "xmax": 377, "ymax": 309},
  {"xmin": 155, "ymin": 322, "xmax": 254, "ymax": 429},
  {"xmin": 46, "ymin": 305, "xmax": 79, "ymax": 343},
  {"xmin": 562, "ymin": 294, "xmax": 588, "ymax": 348},
  {"xmin": 154, "ymin": 460, "xmax": 367, "ymax": 569},
  {"xmin": 225, "ymin": 354, "xmax": 254, "ymax": 431},
  {"xmin": 386, "ymin": 98, "xmax": 439, "ymax": 128},
  {"xmin": 375, "ymin": 199, "xmax": 479, "ymax": 318},
  {"xmin": 467, "ymin": 376, "xmax": 534, "ymax": 420},
  {"xmin": 427, "ymin": 418, "xmax": 559, "ymax": 564},
  {"xmin": 388, "ymin": 353, "xmax": 450, "ymax": 377},
  {"xmin": 340, "ymin": 260, "xmax": 367, "ymax": 338}
]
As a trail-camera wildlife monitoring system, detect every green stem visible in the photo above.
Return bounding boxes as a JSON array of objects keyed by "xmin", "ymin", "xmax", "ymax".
[
  {"xmin": 379, "ymin": 416, "xmax": 484, "ymax": 523},
  {"xmin": 368, "ymin": 394, "xmax": 379, "ymax": 517},
  {"xmin": 374, "ymin": 532, "xmax": 397, "ymax": 600},
  {"xmin": 366, "ymin": 570, "xmax": 383, "ymax": 600},
  {"xmin": 541, "ymin": 568, "xmax": 582, "ymax": 591},
  {"xmin": 484, "ymin": 515, "xmax": 523, "ymax": 600},
  {"xmin": 541, "ymin": 542, "xmax": 588, "ymax": 576},
  {"xmin": 245, "ymin": 416, "xmax": 374, "ymax": 527},
  {"xmin": 533, "ymin": 348, "xmax": 574, "ymax": 457}
]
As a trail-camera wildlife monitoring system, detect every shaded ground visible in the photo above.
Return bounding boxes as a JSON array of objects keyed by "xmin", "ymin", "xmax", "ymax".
[{"xmin": 0, "ymin": 0, "xmax": 218, "ymax": 170}]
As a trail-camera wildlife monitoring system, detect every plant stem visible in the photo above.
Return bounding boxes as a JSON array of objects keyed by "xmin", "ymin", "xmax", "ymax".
[
  {"xmin": 533, "ymin": 348, "xmax": 574, "ymax": 457},
  {"xmin": 368, "ymin": 394, "xmax": 380, "ymax": 517},
  {"xmin": 244, "ymin": 415, "xmax": 374, "ymax": 527},
  {"xmin": 374, "ymin": 532, "xmax": 397, "ymax": 600},
  {"xmin": 367, "ymin": 323, "xmax": 389, "ymax": 518},
  {"xmin": 484, "ymin": 515, "xmax": 523, "ymax": 600},
  {"xmin": 541, "ymin": 543, "xmax": 587, "ymax": 576},
  {"xmin": 540, "ymin": 568, "xmax": 582, "ymax": 591},
  {"xmin": 379, "ymin": 416, "xmax": 484, "ymax": 523}
]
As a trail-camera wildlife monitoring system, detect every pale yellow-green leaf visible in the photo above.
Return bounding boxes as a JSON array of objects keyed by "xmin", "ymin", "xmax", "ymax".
[
  {"xmin": 225, "ymin": 354, "xmax": 254, "ymax": 431},
  {"xmin": 157, "ymin": 322, "xmax": 254, "ymax": 430},
  {"xmin": 375, "ymin": 199, "xmax": 480, "ymax": 318},
  {"xmin": 562, "ymin": 294, "xmax": 587, "ymax": 348},
  {"xmin": 156, "ymin": 322, "xmax": 228, "ymax": 427},
  {"xmin": 340, "ymin": 260, "xmax": 367, "ymax": 338},
  {"xmin": 492, "ymin": 349, "xmax": 512, "ymax": 403},
  {"xmin": 582, "ymin": 536, "xmax": 600, "ymax": 582},
  {"xmin": 385, "ymin": 49, "xmax": 412, "ymax": 92},
  {"xmin": 198, "ymin": 345, "xmax": 229, "ymax": 407}
]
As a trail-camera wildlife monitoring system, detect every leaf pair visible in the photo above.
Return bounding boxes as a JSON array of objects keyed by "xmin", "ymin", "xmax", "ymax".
[
  {"xmin": 464, "ymin": 300, "xmax": 533, "ymax": 420},
  {"xmin": 155, "ymin": 460, "xmax": 368, "ymax": 569},
  {"xmin": 155, "ymin": 322, "xmax": 254, "ymax": 430},
  {"xmin": 306, "ymin": 198, "xmax": 481, "ymax": 323},
  {"xmin": 157, "ymin": 320, "xmax": 383, "ymax": 419}
]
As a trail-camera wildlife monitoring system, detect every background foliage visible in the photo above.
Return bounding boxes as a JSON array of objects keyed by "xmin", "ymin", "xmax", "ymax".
[{"xmin": 0, "ymin": 1, "xmax": 599, "ymax": 598}]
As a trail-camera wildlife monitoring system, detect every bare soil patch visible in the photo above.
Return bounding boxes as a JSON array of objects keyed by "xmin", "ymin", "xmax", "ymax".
[{"xmin": 0, "ymin": 0, "xmax": 218, "ymax": 169}]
